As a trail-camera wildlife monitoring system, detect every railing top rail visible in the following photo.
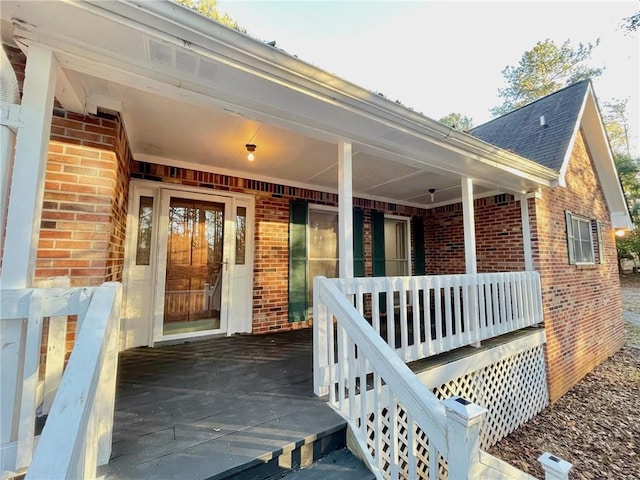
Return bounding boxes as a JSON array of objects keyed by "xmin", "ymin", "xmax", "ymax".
[
  {"xmin": 330, "ymin": 271, "xmax": 540, "ymax": 294},
  {"xmin": 1, "ymin": 287, "xmax": 96, "ymax": 319},
  {"xmin": 316, "ymin": 276, "xmax": 449, "ymax": 451}
]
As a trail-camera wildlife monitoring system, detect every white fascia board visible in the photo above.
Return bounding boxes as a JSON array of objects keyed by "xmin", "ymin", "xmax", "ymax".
[
  {"xmin": 80, "ymin": 1, "xmax": 558, "ymax": 187},
  {"xmin": 557, "ymin": 86, "xmax": 590, "ymax": 188},
  {"xmin": 580, "ymin": 90, "xmax": 633, "ymax": 229}
]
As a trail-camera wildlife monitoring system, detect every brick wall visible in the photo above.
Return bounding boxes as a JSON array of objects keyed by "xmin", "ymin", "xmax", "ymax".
[
  {"xmin": 532, "ymin": 130, "xmax": 624, "ymax": 402},
  {"xmin": 426, "ymin": 195, "xmax": 526, "ymax": 274},
  {"xmin": 37, "ymin": 110, "xmax": 131, "ymax": 286},
  {"xmin": 131, "ymin": 162, "xmax": 428, "ymax": 332},
  {"xmin": 7, "ymin": 45, "xmax": 132, "ymax": 287}
]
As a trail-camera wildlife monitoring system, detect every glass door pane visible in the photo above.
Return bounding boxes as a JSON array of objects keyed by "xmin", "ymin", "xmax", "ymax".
[{"xmin": 163, "ymin": 198, "xmax": 225, "ymax": 335}]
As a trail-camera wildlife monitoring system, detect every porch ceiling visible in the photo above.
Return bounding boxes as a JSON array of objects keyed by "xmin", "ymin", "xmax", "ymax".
[{"xmin": 1, "ymin": 0, "xmax": 559, "ymax": 208}]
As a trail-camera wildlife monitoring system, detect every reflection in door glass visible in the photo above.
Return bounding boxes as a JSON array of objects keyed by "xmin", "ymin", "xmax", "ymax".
[
  {"xmin": 135, "ymin": 196, "xmax": 154, "ymax": 266},
  {"xmin": 236, "ymin": 207, "xmax": 246, "ymax": 265},
  {"xmin": 163, "ymin": 198, "xmax": 224, "ymax": 335}
]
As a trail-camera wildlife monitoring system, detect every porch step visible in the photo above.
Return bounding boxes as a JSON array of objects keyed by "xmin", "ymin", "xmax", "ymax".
[
  {"xmin": 213, "ymin": 417, "xmax": 348, "ymax": 480},
  {"xmin": 280, "ymin": 448, "xmax": 375, "ymax": 479}
]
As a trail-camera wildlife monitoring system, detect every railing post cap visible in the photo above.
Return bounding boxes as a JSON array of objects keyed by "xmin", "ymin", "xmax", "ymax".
[
  {"xmin": 442, "ymin": 396, "xmax": 486, "ymax": 426},
  {"xmin": 538, "ymin": 452, "xmax": 573, "ymax": 476}
]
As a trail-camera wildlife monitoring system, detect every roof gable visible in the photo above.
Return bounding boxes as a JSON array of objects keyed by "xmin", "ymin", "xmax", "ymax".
[{"xmin": 470, "ymin": 81, "xmax": 589, "ymax": 172}]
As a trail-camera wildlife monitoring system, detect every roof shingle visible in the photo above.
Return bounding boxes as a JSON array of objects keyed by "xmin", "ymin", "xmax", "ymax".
[{"xmin": 470, "ymin": 81, "xmax": 590, "ymax": 171}]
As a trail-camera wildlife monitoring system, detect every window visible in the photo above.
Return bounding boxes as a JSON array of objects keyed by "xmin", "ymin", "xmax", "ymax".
[
  {"xmin": 307, "ymin": 208, "xmax": 339, "ymax": 306},
  {"xmin": 235, "ymin": 206, "xmax": 246, "ymax": 265},
  {"xmin": 135, "ymin": 196, "xmax": 154, "ymax": 265},
  {"xmin": 565, "ymin": 211, "xmax": 604, "ymax": 265},
  {"xmin": 384, "ymin": 217, "xmax": 409, "ymax": 276}
]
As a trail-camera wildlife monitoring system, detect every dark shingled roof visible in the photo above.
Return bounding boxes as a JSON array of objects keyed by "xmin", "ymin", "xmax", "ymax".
[{"xmin": 470, "ymin": 80, "xmax": 590, "ymax": 172}]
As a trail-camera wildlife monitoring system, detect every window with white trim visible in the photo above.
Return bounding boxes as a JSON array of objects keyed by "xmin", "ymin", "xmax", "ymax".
[
  {"xmin": 565, "ymin": 211, "xmax": 604, "ymax": 265},
  {"xmin": 307, "ymin": 207, "xmax": 339, "ymax": 306}
]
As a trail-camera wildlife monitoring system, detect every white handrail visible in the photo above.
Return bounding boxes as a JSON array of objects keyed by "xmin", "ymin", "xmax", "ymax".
[
  {"xmin": 26, "ymin": 282, "xmax": 122, "ymax": 479},
  {"xmin": 315, "ymin": 276, "xmax": 461, "ymax": 478},
  {"xmin": 313, "ymin": 273, "xmax": 551, "ymax": 479}
]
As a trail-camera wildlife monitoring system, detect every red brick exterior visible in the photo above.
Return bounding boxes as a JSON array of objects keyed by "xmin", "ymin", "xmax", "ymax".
[
  {"xmin": 129, "ymin": 161, "xmax": 428, "ymax": 333},
  {"xmin": 7, "ymin": 46, "xmax": 131, "ymax": 287},
  {"xmin": 426, "ymin": 195, "xmax": 525, "ymax": 274},
  {"xmin": 7, "ymin": 45, "xmax": 624, "ymax": 401},
  {"xmin": 37, "ymin": 110, "xmax": 131, "ymax": 286},
  {"xmin": 531, "ymin": 130, "xmax": 624, "ymax": 402}
]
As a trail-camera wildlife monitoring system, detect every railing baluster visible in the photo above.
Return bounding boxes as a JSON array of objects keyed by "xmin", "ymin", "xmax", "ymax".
[
  {"xmin": 337, "ymin": 324, "xmax": 346, "ymax": 412},
  {"xmin": 359, "ymin": 350, "xmax": 368, "ymax": 441},
  {"xmin": 477, "ymin": 276, "xmax": 487, "ymax": 341},
  {"xmin": 455, "ymin": 275, "xmax": 464, "ymax": 348},
  {"xmin": 443, "ymin": 277, "xmax": 453, "ymax": 351},
  {"xmin": 429, "ymin": 442, "xmax": 438, "ymax": 480},
  {"xmin": 348, "ymin": 336, "xmax": 357, "ymax": 419},
  {"xmin": 388, "ymin": 391, "xmax": 399, "ymax": 480},
  {"xmin": 423, "ymin": 276, "xmax": 433, "ymax": 357},
  {"xmin": 398, "ymin": 277, "xmax": 409, "ymax": 361},
  {"xmin": 386, "ymin": 277, "xmax": 395, "ymax": 350},
  {"xmin": 407, "ymin": 410, "xmax": 417, "ymax": 479},
  {"xmin": 410, "ymin": 277, "xmax": 421, "ymax": 361},
  {"xmin": 498, "ymin": 274, "xmax": 508, "ymax": 334},
  {"xmin": 434, "ymin": 276, "xmax": 443, "ymax": 353},
  {"xmin": 16, "ymin": 291, "xmax": 44, "ymax": 471}
]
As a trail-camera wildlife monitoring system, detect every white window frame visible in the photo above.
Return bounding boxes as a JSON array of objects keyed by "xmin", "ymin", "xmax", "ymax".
[
  {"xmin": 384, "ymin": 214, "xmax": 411, "ymax": 277},
  {"xmin": 565, "ymin": 211, "xmax": 603, "ymax": 266},
  {"xmin": 307, "ymin": 205, "xmax": 339, "ymax": 308}
]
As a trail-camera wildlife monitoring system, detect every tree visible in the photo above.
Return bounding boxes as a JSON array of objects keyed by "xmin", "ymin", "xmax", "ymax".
[
  {"xmin": 438, "ymin": 113, "xmax": 474, "ymax": 132},
  {"xmin": 175, "ymin": 0, "xmax": 245, "ymax": 32},
  {"xmin": 615, "ymin": 153, "xmax": 640, "ymax": 220},
  {"xmin": 622, "ymin": 11, "xmax": 639, "ymax": 32},
  {"xmin": 491, "ymin": 39, "xmax": 603, "ymax": 116},
  {"xmin": 603, "ymin": 98, "xmax": 632, "ymax": 157}
]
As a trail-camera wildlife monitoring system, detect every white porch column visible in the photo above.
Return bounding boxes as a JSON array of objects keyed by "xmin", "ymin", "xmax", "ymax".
[
  {"xmin": 338, "ymin": 141, "xmax": 354, "ymax": 278},
  {"xmin": 1, "ymin": 46, "xmax": 57, "ymax": 289},
  {"xmin": 520, "ymin": 194, "xmax": 534, "ymax": 271},
  {"xmin": 461, "ymin": 177, "xmax": 477, "ymax": 274}
]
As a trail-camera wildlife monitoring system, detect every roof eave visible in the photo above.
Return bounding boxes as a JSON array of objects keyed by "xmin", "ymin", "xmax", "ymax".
[{"xmin": 94, "ymin": 0, "xmax": 558, "ymax": 188}]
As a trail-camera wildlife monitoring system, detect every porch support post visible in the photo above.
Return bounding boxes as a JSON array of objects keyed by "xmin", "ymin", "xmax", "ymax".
[
  {"xmin": 461, "ymin": 177, "xmax": 477, "ymax": 274},
  {"xmin": 520, "ymin": 194, "xmax": 534, "ymax": 271},
  {"xmin": 1, "ymin": 46, "xmax": 56, "ymax": 289},
  {"xmin": 338, "ymin": 140, "xmax": 354, "ymax": 278}
]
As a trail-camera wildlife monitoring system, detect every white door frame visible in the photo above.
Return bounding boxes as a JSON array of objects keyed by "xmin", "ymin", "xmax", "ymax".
[{"xmin": 122, "ymin": 180, "xmax": 255, "ymax": 348}]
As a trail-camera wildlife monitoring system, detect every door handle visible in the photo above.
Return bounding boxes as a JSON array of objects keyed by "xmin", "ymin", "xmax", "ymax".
[{"xmin": 220, "ymin": 260, "xmax": 229, "ymax": 271}]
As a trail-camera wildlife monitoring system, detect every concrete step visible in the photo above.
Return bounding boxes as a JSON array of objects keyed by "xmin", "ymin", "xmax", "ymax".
[
  {"xmin": 211, "ymin": 416, "xmax": 348, "ymax": 480},
  {"xmin": 280, "ymin": 448, "xmax": 375, "ymax": 480}
]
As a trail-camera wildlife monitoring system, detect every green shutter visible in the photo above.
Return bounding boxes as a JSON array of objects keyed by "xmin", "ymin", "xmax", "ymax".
[
  {"xmin": 353, "ymin": 207, "xmax": 365, "ymax": 277},
  {"xmin": 596, "ymin": 219, "xmax": 605, "ymax": 264},
  {"xmin": 371, "ymin": 210, "xmax": 386, "ymax": 313},
  {"xmin": 289, "ymin": 200, "xmax": 308, "ymax": 322},
  {"xmin": 412, "ymin": 216, "xmax": 426, "ymax": 275},
  {"xmin": 371, "ymin": 210, "xmax": 386, "ymax": 277},
  {"xmin": 565, "ymin": 210, "xmax": 576, "ymax": 265}
]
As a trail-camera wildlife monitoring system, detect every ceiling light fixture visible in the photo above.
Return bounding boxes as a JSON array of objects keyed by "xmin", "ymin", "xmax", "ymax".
[
  {"xmin": 428, "ymin": 188, "xmax": 436, "ymax": 202},
  {"xmin": 245, "ymin": 143, "xmax": 256, "ymax": 161}
]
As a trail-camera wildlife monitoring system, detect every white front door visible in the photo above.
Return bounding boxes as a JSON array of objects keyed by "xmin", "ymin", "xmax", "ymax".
[{"xmin": 121, "ymin": 182, "xmax": 254, "ymax": 348}]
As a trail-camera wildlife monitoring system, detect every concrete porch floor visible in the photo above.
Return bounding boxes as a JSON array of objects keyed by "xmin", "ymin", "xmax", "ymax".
[{"xmin": 99, "ymin": 329, "xmax": 347, "ymax": 479}]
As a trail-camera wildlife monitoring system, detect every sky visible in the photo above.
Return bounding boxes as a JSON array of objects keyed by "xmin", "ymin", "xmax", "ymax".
[{"xmin": 217, "ymin": 0, "xmax": 639, "ymax": 155}]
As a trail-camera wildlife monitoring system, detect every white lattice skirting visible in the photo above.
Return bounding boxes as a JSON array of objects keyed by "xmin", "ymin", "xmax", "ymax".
[{"xmin": 417, "ymin": 329, "xmax": 549, "ymax": 449}]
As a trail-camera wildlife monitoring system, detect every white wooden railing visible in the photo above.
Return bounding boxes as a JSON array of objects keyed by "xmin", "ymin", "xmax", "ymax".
[
  {"xmin": 315, "ymin": 272, "xmax": 543, "ymax": 392},
  {"xmin": 313, "ymin": 276, "xmax": 488, "ymax": 479},
  {"xmin": 0, "ymin": 282, "xmax": 122, "ymax": 479},
  {"xmin": 314, "ymin": 273, "xmax": 572, "ymax": 479}
]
